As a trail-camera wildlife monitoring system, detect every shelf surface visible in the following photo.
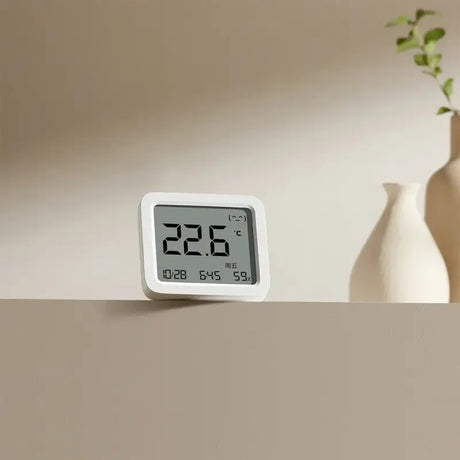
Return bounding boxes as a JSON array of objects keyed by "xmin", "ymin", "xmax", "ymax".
[{"xmin": 1, "ymin": 300, "xmax": 459, "ymax": 459}]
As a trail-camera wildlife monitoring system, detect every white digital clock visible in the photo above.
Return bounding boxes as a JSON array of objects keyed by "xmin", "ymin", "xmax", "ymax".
[{"xmin": 139, "ymin": 192, "xmax": 270, "ymax": 301}]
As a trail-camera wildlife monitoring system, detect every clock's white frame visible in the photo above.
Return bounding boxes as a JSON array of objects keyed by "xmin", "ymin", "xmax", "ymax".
[{"xmin": 139, "ymin": 192, "xmax": 270, "ymax": 301}]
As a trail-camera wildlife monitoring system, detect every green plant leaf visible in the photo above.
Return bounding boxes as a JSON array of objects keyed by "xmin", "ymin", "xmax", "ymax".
[
  {"xmin": 396, "ymin": 36, "xmax": 419, "ymax": 52},
  {"xmin": 427, "ymin": 53, "xmax": 442, "ymax": 68},
  {"xmin": 442, "ymin": 78, "xmax": 454, "ymax": 99},
  {"xmin": 437, "ymin": 106, "xmax": 452, "ymax": 115},
  {"xmin": 424, "ymin": 41, "xmax": 436, "ymax": 54},
  {"xmin": 424, "ymin": 28, "xmax": 446, "ymax": 44},
  {"xmin": 423, "ymin": 66, "xmax": 442, "ymax": 77},
  {"xmin": 386, "ymin": 15, "xmax": 412, "ymax": 27},
  {"xmin": 414, "ymin": 54, "xmax": 428, "ymax": 66},
  {"xmin": 416, "ymin": 9, "xmax": 437, "ymax": 21}
]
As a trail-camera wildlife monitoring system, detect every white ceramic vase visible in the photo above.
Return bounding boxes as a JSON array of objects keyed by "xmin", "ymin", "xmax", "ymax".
[
  {"xmin": 425, "ymin": 115, "xmax": 460, "ymax": 303},
  {"xmin": 349, "ymin": 183, "xmax": 449, "ymax": 303}
]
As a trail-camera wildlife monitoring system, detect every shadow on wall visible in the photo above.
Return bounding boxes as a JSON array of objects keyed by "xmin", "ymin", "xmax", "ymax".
[{"xmin": 1, "ymin": 0, "xmax": 399, "ymax": 159}]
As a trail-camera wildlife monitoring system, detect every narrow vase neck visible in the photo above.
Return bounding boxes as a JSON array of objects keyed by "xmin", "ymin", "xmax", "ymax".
[
  {"xmin": 451, "ymin": 115, "xmax": 460, "ymax": 161},
  {"xmin": 383, "ymin": 183, "xmax": 419, "ymax": 205}
]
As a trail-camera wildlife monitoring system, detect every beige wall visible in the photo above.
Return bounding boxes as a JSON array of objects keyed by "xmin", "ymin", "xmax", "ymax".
[{"xmin": 1, "ymin": 0, "xmax": 460, "ymax": 301}]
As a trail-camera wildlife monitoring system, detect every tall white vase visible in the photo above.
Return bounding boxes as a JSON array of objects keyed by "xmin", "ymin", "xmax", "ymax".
[{"xmin": 349, "ymin": 183, "xmax": 449, "ymax": 303}]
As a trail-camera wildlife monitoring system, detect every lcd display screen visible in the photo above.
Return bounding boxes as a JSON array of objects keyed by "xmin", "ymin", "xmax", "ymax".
[{"xmin": 154, "ymin": 205, "xmax": 257, "ymax": 284}]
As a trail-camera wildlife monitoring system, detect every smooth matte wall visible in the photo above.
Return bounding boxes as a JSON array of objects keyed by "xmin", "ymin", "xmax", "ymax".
[{"xmin": 1, "ymin": 0, "xmax": 460, "ymax": 301}]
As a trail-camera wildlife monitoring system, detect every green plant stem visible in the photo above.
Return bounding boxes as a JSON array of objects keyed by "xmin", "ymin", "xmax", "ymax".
[
  {"xmin": 434, "ymin": 76, "xmax": 458, "ymax": 114},
  {"xmin": 414, "ymin": 25, "xmax": 459, "ymax": 114}
]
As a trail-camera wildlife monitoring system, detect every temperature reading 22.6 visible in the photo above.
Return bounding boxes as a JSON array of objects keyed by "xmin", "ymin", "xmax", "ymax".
[{"xmin": 162, "ymin": 224, "xmax": 230, "ymax": 256}]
